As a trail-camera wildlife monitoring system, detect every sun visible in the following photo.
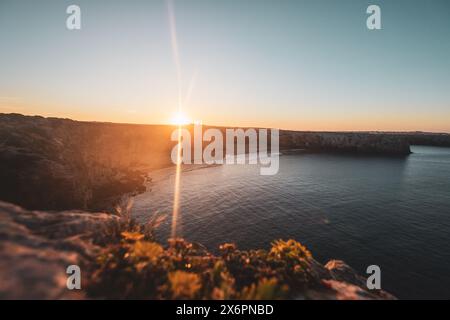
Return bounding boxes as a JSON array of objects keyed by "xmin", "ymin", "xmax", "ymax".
[{"xmin": 170, "ymin": 111, "xmax": 191, "ymax": 126}]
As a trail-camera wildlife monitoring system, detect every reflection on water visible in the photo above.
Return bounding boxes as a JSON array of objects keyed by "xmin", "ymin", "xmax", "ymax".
[{"xmin": 132, "ymin": 145, "xmax": 450, "ymax": 299}]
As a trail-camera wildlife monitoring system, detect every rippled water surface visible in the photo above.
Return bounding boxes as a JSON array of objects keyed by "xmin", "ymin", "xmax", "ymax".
[{"xmin": 133, "ymin": 145, "xmax": 450, "ymax": 299}]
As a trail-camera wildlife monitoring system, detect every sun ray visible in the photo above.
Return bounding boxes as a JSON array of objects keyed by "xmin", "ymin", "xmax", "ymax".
[
  {"xmin": 167, "ymin": 0, "xmax": 183, "ymax": 239},
  {"xmin": 170, "ymin": 111, "xmax": 191, "ymax": 126},
  {"xmin": 171, "ymin": 124, "xmax": 183, "ymax": 239}
]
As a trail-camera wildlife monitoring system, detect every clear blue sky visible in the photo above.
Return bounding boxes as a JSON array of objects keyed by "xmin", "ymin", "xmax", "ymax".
[{"xmin": 0, "ymin": 0, "xmax": 449, "ymax": 131}]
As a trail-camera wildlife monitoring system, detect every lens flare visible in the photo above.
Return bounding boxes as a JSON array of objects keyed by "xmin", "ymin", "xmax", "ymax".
[
  {"xmin": 171, "ymin": 125, "xmax": 183, "ymax": 239},
  {"xmin": 170, "ymin": 111, "xmax": 191, "ymax": 126},
  {"xmin": 167, "ymin": 0, "xmax": 183, "ymax": 239}
]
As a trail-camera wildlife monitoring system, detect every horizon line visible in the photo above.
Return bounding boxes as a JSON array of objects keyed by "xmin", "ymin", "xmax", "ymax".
[{"xmin": 2, "ymin": 112, "xmax": 450, "ymax": 135}]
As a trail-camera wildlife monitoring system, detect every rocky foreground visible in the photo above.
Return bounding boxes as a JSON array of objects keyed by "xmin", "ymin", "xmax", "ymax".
[
  {"xmin": 0, "ymin": 201, "xmax": 119, "ymax": 299},
  {"xmin": 0, "ymin": 201, "xmax": 395, "ymax": 300}
]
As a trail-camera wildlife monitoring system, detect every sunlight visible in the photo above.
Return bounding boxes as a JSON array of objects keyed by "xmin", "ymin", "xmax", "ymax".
[
  {"xmin": 170, "ymin": 111, "xmax": 191, "ymax": 126},
  {"xmin": 167, "ymin": 0, "xmax": 186, "ymax": 239},
  {"xmin": 171, "ymin": 125, "xmax": 182, "ymax": 239}
]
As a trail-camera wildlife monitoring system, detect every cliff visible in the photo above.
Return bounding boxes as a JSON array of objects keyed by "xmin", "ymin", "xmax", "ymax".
[
  {"xmin": 398, "ymin": 132, "xmax": 450, "ymax": 147},
  {"xmin": 280, "ymin": 131, "xmax": 412, "ymax": 155},
  {"xmin": 3, "ymin": 113, "xmax": 448, "ymax": 211},
  {"xmin": 0, "ymin": 114, "xmax": 175, "ymax": 211},
  {"xmin": 0, "ymin": 201, "xmax": 395, "ymax": 300}
]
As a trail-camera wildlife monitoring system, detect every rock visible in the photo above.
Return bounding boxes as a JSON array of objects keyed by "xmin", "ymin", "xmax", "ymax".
[
  {"xmin": 291, "ymin": 259, "xmax": 395, "ymax": 300},
  {"xmin": 0, "ymin": 201, "xmax": 119, "ymax": 299},
  {"xmin": 280, "ymin": 131, "xmax": 412, "ymax": 155},
  {"xmin": 0, "ymin": 113, "xmax": 163, "ymax": 211},
  {"xmin": 315, "ymin": 280, "xmax": 390, "ymax": 300},
  {"xmin": 325, "ymin": 260, "xmax": 367, "ymax": 287},
  {"xmin": 321, "ymin": 260, "xmax": 396, "ymax": 300}
]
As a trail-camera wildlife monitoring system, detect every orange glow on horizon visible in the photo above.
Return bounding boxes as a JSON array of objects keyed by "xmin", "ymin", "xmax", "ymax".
[
  {"xmin": 169, "ymin": 111, "xmax": 191, "ymax": 126},
  {"xmin": 2, "ymin": 101, "xmax": 450, "ymax": 133}
]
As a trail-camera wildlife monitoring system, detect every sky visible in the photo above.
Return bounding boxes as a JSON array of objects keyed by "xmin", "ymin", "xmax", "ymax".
[{"xmin": 0, "ymin": 0, "xmax": 449, "ymax": 132}]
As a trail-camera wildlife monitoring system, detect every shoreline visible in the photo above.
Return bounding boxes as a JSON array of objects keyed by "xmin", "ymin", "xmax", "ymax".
[{"xmin": 1, "ymin": 113, "xmax": 449, "ymax": 213}]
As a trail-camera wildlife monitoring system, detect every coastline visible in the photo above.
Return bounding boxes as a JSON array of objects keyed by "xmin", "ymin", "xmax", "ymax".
[
  {"xmin": 2, "ymin": 113, "xmax": 449, "ymax": 213},
  {"xmin": 1, "ymin": 114, "xmax": 449, "ymax": 299}
]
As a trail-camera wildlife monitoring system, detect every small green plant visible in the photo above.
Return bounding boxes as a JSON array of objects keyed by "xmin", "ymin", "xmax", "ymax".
[
  {"xmin": 84, "ymin": 199, "xmax": 332, "ymax": 299},
  {"xmin": 93, "ymin": 199, "xmax": 166, "ymax": 246},
  {"xmin": 87, "ymin": 227, "xmax": 318, "ymax": 299}
]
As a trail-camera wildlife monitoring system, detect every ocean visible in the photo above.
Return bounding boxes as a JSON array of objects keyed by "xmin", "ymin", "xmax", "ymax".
[{"xmin": 133, "ymin": 145, "xmax": 450, "ymax": 299}]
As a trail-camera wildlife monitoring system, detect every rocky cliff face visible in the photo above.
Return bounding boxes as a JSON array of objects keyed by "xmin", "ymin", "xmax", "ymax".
[
  {"xmin": 0, "ymin": 201, "xmax": 396, "ymax": 300},
  {"xmin": 4, "ymin": 113, "xmax": 447, "ymax": 212},
  {"xmin": 0, "ymin": 201, "xmax": 119, "ymax": 299},
  {"xmin": 398, "ymin": 132, "xmax": 450, "ymax": 147},
  {"xmin": 280, "ymin": 131, "xmax": 412, "ymax": 155},
  {"xmin": 0, "ymin": 114, "xmax": 176, "ymax": 211},
  {"xmin": 279, "ymin": 131, "xmax": 450, "ymax": 155}
]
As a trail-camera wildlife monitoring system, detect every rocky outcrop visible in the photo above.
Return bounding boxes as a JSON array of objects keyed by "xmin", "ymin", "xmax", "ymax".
[
  {"xmin": 0, "ymin": 114, "xmax": 169, "ymax": 211},
  {"xmin": 398, "ymin": 132, "xmax": 450, "ymax": 147},
  {"xmin": 321, "ymin": 260, "xmax": 396, "ymax": 300},
  {"xmin": 0, "ymin": 201, "xmax": 119, "ymax": 299},
  {"xmin": 279, "ymin": 131, "xmax": 450, "ymax": 155},
  {"xmin": 280, "ymin": 131, "xmax": 412, "ymax": 155},
  {"xmin": 294, "ymin": 259, "xmax": 396, "ymax": 300}
]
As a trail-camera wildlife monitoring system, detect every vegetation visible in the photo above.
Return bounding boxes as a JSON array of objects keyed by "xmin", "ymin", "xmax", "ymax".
[
  {"xmin": 87, "ymin": 204, "xmax": 322, "ymax": 299},
  {"xmin": 87, "ymin": 234, "xmax": 325, "ymax": 299}
]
